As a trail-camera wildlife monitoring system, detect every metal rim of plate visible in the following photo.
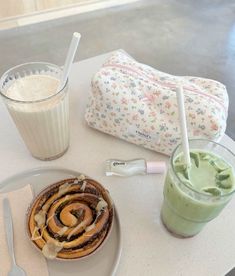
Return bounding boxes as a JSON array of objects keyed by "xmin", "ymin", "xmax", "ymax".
[{"xmin": 0, "ymin": 166, "xmax": 122, "ymax": 276}]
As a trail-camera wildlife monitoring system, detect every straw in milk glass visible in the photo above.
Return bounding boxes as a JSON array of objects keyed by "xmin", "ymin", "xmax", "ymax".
[
  {"xmin": 58, "ymin": 32, "xmax": 81, "ymax": 91},
  {"xmin": 176, "ymin": 85, "xmax": 191, "ymax": 167}
]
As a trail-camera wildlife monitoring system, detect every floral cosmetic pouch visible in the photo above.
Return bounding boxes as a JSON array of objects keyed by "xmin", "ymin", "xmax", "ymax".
[{"xmin": 85, "ymin": 50, "xmax": 228, "ymax": 155}]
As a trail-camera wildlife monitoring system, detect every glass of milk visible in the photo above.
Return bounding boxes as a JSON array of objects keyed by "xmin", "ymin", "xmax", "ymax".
[{"xmin": 0, "ymin": 62, "xmax": 69, "ymax": 160}]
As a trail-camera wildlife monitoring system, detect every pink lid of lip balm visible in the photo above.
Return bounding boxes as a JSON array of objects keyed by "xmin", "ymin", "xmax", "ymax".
[{"xmin": 146, "ymin": 161, "xmax": 166, "ymax": 174}]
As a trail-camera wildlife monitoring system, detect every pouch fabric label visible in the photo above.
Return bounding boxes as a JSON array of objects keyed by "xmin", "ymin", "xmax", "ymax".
[{"xmin": 128, "ymin": 126, "xmax": 160, "ymax": 144}]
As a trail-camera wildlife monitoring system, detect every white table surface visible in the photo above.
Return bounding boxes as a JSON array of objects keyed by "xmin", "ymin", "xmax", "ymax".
[{"xmin": 0, "ymin": 51, "xmax": 235, "ymax": 276}]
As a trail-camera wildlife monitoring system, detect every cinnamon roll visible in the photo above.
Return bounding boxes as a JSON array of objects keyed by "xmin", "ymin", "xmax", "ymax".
[{"xmin": 27, "ymin": 175, "xmax": 114, "ymax": 260}]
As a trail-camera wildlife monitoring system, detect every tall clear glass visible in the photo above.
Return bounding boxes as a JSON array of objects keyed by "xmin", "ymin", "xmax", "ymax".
[
  {"xmin": 0, "ymin": 62, "xmax": 69, "ymax": 160},
  {"xmin": 161, "ymin": 139, "xmax": 235, "ymax": 238}
]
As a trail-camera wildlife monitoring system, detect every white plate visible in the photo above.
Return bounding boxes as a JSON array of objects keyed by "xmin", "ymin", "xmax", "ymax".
[{"xmin": 0, "ymin": 167, "xmax": 122, "ymax": 276}]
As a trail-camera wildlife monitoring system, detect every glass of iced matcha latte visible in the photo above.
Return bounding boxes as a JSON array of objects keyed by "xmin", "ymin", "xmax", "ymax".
[{"xmin": 161, "ymin": 139, "xmax": 235, "ymax": 238}]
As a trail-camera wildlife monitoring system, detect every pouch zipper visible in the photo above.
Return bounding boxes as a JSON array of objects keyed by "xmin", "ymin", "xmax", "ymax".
[{"xmin": 103, "ymin": 63, "xmax": 226, "ymax": 113}]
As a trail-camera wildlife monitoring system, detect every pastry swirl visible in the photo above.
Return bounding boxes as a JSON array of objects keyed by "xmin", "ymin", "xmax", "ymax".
[{"xmin": 27, "ymin": 176, "xmax": 114, "ymax": 259}]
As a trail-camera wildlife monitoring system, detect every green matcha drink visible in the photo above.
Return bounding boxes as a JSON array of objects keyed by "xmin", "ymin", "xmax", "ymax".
[{"xmin": 161, "ymin": 139, "xmax": 235, "ymax": 238}]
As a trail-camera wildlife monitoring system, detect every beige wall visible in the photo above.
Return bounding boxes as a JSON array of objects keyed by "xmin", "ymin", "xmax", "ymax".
[
  {"xmin": 0, "ymin": 0, "xmax": 137, "ymax": 30},
  {"xmin": 0, "ymin": 1, "xmax": 35, "ymax": 18},
  {"xmin": 0, "ymin": 0, "xmax": 96, "ymax": 19}
]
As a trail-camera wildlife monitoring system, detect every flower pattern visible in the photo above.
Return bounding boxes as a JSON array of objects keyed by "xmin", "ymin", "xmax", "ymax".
[{"xmin": 85, "ymin": 50, "xmax": 228, "ymax": 155}]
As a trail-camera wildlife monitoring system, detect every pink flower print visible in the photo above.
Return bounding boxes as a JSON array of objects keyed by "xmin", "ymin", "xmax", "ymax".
[
  {"xmin": 110, "ymin": 112, "xmax": 116, "ymax": 117},
  {"xmin": 210, "ymin": 121, "xmax": 219, "ymax": 131},
  {"xmin": 193, "ymin": 130, "xmax": 200, "ymax": 136},
  {"xmin": 150, "ymin": 111, "xmax": 157, "ymax": 117},
  {"xmin": 155, "ymin": 91, "xmax": 161, "ymax": 97},
  {"xmin": 143, "ymin": 92, "xmax": 157, "ymax": 104},
  {"xmin": 164, "ymin": 101, "xmax": 171, "ymax": 109},
  {"xmin": 131, "ymin": 98, "xmax": 137, "ymax": 104},
  {"xmin": 111, "ymin": 83, "xmax": 117, "ymax": 89},
  {"xmin": 189, "ymin": 113, "xmax": 196, "ymax": 120},
  {"xmin": 121, "ymin": 98, "xmax": 128, "ymax": 105},
  {"xmin": 141, "ymin": 118, "xmax": 147, "ymax": 123},
  {"xmin": 132, "ymin": 114, "xmax": 139, "ymax": 121}
]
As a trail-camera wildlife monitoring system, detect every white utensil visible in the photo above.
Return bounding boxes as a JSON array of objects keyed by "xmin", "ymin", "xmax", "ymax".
[{"xmin": 3, "ymin": 198, "xmax": 26, "ymax": 276}]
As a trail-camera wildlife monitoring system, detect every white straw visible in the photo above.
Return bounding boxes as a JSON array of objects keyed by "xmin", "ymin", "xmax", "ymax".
[
  {"xmin": 59, "ymin": 32, "xmax": 81, "ymax": 90},
  {"xmin": 176, "ymin": 85, "xmax": 191, "ymax": 167}
]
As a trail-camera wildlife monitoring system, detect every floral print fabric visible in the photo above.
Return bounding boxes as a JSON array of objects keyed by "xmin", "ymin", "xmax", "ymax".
[{"xmin": 85, "ymin": 50, "xmax": 228, "ymax": 155}]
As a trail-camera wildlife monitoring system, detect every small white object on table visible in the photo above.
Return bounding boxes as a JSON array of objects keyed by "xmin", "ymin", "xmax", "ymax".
[{"xmin": 0, "ymin": 51, "xmax": 234, "ymax": 276}]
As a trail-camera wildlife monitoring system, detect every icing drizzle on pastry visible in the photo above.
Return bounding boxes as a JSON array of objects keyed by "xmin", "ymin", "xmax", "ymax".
[
  {"xmin": 32, "ymin": 213, "xmax": 55, "ymax": 241},
  {"xmin": 67, "ymin": 220, "xmax": 87, "ymax": 240},
  {"xmin": 57, "ymin": 226, "xmax": 69, "ymax": 236},
  {"xmin": 34, "ymin": 210, "xmax": 46, "ymax": 227},
  {"xmin": 96, "ymin": 198, "xmax": 108, "ymax": 212},
  {"xmin": 85, "ymin": 223, "xmax": 96, "ymax": 232},
  {"xmin": 58, "ymin": 182, "xmax": 70, "ymax": 197},
  {"xmin": 80, "ymin": 181, "xmax": 87, "ymax": 191},
  {"xmin": 73, "ymin": 174, "xmax": 86, "ymax": 184},
  {"xmin": 42, "ymin": 241, "xmax": 65, "ymax": 259}
]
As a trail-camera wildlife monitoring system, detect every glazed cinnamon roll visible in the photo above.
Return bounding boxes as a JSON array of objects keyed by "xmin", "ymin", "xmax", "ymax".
[{"xmin": 27, "ymin": 176, "xmax": 114, "ymax": 259}]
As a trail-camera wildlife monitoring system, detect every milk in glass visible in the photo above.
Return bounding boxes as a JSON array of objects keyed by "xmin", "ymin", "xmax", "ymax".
[{"xmin": 4, "ymin": 73, "xmax": 69, "ymax": 160}]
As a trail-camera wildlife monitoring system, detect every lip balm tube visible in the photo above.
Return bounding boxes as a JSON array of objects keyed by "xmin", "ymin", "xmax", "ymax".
[{"xmin": 105, "ymin": 159, "xmax": 166, "ymax": 176}]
